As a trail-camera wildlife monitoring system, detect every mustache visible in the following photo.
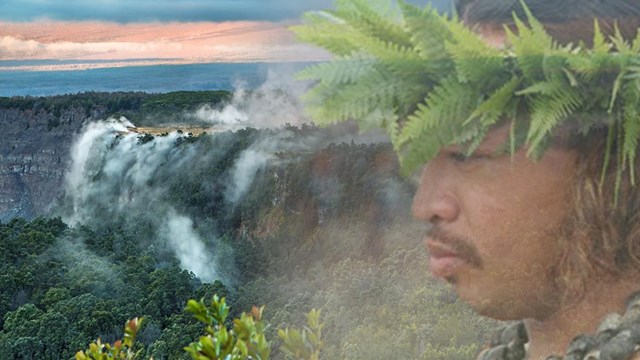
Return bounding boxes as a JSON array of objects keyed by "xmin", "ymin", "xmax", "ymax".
[{"xmin": 427, "ymin": 227, "xmax": 483, "ymax": 269}]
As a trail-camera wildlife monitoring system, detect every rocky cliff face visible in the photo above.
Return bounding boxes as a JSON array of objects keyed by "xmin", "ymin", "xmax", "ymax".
[{"xmin": 0, "ymin": 107, "xmax": 101, "ymax": 221}]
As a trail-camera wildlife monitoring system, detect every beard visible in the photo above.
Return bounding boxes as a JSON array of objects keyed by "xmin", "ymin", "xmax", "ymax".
[{"xmin": 426, "ymin": 220, "xmax": 570, "ymax": 321}]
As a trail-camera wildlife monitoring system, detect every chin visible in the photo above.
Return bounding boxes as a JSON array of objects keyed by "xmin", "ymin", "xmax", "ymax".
[
  {"xmin": 460, "ymin": 293, "xmax": 509, "ymax": 319},
  {"xmin": 455, "ymin": 283, "xmax": 539, "ymax": 321},
  {"xmin": 468, "ymin": 300, "xmax": 522, "ymax": 321},
  {"xmin": 461, "ymin": 289, "xmax": 559, "ymax": 321}
]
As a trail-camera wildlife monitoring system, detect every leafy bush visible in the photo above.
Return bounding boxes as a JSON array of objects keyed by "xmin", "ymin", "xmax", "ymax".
[{"xmin": 76, "ymin": 296, "xmax": 323, "ymax": 360}]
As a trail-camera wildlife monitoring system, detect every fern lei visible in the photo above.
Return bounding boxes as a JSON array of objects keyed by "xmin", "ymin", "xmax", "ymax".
[{"xmin": 291, "ymin": 0, "xmax": 640, "ymax": 198}]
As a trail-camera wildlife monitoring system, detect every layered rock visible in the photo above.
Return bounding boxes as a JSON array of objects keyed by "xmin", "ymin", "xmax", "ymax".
[{"xmin": 0, "ymin": 107, "xmax": 96, "ymax": 221}]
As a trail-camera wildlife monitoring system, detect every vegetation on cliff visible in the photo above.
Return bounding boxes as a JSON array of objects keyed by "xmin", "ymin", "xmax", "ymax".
[
  {"xmin": 0, "ymin": 92, "xmax": 496, "ymax": 359},
  {"xmin": 0, "ymin": 91, "xmax": 232, "ymax": 126}
]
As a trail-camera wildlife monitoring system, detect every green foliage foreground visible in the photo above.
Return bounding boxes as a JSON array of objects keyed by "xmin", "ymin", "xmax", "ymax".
[{"xmin": 76, "ymin": 296, "xmax": 323, "ymax": 360}]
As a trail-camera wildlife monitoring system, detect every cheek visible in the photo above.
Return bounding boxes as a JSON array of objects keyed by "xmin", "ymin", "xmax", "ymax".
[{"xmin": 462, "ymin": 176, "xmax": 569, "ymax": 261}]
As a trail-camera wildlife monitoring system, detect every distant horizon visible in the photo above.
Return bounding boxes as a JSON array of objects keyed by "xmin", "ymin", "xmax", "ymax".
[
  {"xmin": 0, "ymin": 62, "xmax": 309, "ymax": 97},
  {"xmin": 0, "ymin": 57, "xmax": 316, "ymax": 72}
]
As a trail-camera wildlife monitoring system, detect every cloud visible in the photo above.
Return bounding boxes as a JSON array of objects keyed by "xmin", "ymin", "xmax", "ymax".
[
  {"xmin": 0, "ymin": 36, "xmax": 183, "ymax": 60},
  {"xmin": 0, "ymin": 0, "xmax": 448, "ymax": 22},
  {"xmin": 0, "ymin": 21, "xmax": 327, "ymax": 62},
  {"xmin": 0, "ymin": 35, "xmax": 323, "ymax": 62}
]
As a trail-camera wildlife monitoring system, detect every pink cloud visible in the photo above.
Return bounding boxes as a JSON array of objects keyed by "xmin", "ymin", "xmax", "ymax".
[{"xmin": 0, "ymin": 20, "xmax": 327, "ymax": 62}]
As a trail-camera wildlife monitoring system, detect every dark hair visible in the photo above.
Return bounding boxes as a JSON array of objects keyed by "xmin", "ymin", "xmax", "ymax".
[
  {"xmin": 557, "ymin": 131, "xmax": 640, "ymax": 302},
  {"xmin": 455, "ymin": 0, "xmax": 640, "ymax": 44}
]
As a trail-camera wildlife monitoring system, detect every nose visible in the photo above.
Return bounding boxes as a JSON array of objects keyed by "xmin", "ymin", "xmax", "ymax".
[{"xmin": 411, "ymin": 162, "xmax": 460, "ymax": 224}]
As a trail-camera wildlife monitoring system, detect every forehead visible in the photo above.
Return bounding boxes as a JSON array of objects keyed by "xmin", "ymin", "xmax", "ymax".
[
  {"xmin": 443, "ymin": 123, "xmax": 511, "ymax": 153},
  {"xmin": 476, "ymin": 124, "xmax": 511, "ymax": 150}
]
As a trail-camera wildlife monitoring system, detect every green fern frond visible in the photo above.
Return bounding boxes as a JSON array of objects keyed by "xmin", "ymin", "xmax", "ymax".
[
  {"xmin": 622, "ymin": 79, "xmax": 640, "ymax": 184},
  {"xmin": 303, "ymin": 68, "xmax": 402, "ymax": 127},
  {"xmin": 505, "ymin": 5, "xmax": 555, "ymax": 81},
  {"xmin": 445, "ymin": 15, "xmax": 505, "ymax": 84},
  {"xmin": 566, "ymin": 51, "xmax": 604, "ymax": 80},
  {"xmin": 332, "ymin": 0, "xmax": 411, "ymax": 48},
  {"xmin": 466, "ymin": 77, "xmax": 521, "ymax": 127},
  {"xmin": 609, "ymin": 70, "xmax": 627, "ymax": 113},
  {"xmin": 364, "ymin": 38, "xmax": 422, "ymax": 62},
  {"xmin": 396, "ymin": 76, "xmax": 475, "ymax": 148},
  {"xmin": 592, "ymin": 20, "xmax": 611, "ymax": 55},
  {"xmin": 527, "ymin": 85, "xmax": 585, "ymax": 154},
  {"xmin": 378, "ymin": 57, "xmax": 436, "ymax": 83},
  {"xmin": 399, "ymin": 2, "xmax": 452, "ymax": 61},
  {"xmin": 296, "ymin": 52, "xmax": 377, "ymax": 84},
  {"xmin": 462, "ymin": 126, "xmax": 489, "ymax": 156},
  {"xmin": 611, "ymin": 23, "xmax": 632, "ymax": 54},
  {"xmin": 516, "ymin": 80, "xmax": 558, "ymax": 96},
  {"xmin": 632, "ymin": 26, "xmax": 640, "ymax": 53},
  {"xmin": 398, "ymin": 132, "xmax": 440, "ymax": 175},
  {"xmin": 290, "ymin": 12, "xmax": 362, "ymax": 56}
]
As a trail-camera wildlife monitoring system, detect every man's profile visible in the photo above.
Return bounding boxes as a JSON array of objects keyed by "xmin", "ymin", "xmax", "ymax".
[
  {"xmin": 294, "ymin": 0, "xmax": 640, "ymax": 358},
  {"xmin": 413, "ymin": 1, "xmax": 640, "ymax": 359}
]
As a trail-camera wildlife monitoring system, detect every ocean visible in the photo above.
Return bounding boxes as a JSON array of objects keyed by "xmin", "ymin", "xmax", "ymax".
[{"xmin": 0, "ymin": 61, "xmax": 308, "ymax": 97}]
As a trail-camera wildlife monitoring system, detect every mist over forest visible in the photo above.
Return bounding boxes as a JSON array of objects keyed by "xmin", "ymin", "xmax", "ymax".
[{"xmin": 0, "ymin": 84, "xmax": 495, "ymax": 358}]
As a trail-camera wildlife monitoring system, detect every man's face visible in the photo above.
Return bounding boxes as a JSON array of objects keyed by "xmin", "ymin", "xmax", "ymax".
[{"xmin": 412, "ymin": 125, "xmax": 578, "ymax": 321}]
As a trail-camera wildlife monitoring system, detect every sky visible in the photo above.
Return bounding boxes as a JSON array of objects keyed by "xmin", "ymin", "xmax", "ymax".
[
  {"xmin": 0, "ymin": 0, "xmax": 451, "ymax": 69},
  {"xmin": 0, "ymin": 0, "xmax": 341, "ymax": 23}
]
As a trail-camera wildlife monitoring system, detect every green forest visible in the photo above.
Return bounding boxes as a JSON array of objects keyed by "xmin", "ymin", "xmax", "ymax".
[
  {"xmin": 0, "ymin": 91, "xmax": 232, "ymax": 127},
  {"xmin": 0, "ymin": 93, "xmax": 496, "ymax": 359}
]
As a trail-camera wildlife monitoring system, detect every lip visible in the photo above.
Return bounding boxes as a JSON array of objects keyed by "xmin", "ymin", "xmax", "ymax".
[{"xmin": 425, "ymin": 238, "xmax": 467, "ymax": 279}]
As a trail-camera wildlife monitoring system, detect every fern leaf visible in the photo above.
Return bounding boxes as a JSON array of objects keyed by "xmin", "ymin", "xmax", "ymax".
[
  {"xmin": 566, "ymin": 51, "xmax": 602, "ymax": 80},
  {"xmin": 516, "ymin": 81, "xmax": 558, "ymax": 96},
  {"xmin": 399, "ymin": 2, "xmax": 453, "ymax": 62},
  {"xmin": 622, "ymin": 79, "xmax": 640, "ymax": 184},
  {"xmin": 632, "ymin": 26, "xmax": 640, "ymax": 53},
  {"xmin": 611, "ymin": 23, "xmax": 631, "ymax": 54},
  {"xmin": 332, "ymin": 0, "xmax": 412, "ymax": 48},
  {"xmin": 396, "ymin": 76, "xmax": 475, "ymax": 147},
  {"xmin": 445, "ymin": 15, "xmax": 504, "ymax": 84},
  {"xmin": 398, "ymin": 131, "xmax": 441, "ymax": 175},
  {"xmin": 592, "ymin": 20, "xmax": 611, "ymax": 55},
  {"xmin": 526, "ymin": 84, "xmax": 585, "ymax": 154},
  {"xmin": 296, "ymin": 52, "xmax": 377, "ymax": 84},
  {"xmin": 303, "ymin": 67, "xmax": 405, "ymax": 127},
  {"xmin": 290, "ymin": 12, "xmax": 361, "ymax": 56},
  {"xmin": 466, "ymin": 77, "xmax": 521, "ymax": 127},
  {"xmin": 505, "ymin": 3, "xmax": 555, "ymax": 81},
  {"xmin": 608, "ymin": 70, "xmax": 627, "ymax": 113}
]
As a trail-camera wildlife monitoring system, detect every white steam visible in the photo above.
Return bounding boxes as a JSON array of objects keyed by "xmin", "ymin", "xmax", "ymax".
[
  {"xmin": 191, "ymin": 66, "xmax": 309, "ymax": 130},
  {"xmin": 66, "ymin": 117, "xmax": 134, "ymax": 223},
  {"xmin": 226, "ymin": 149, "xmax": 273, "ymax": 204},
  {"xmin": 60, "ymin": 63, "xmax": 395, "ymax": 286},
  {"xmin": 224, "ymin": 130, "xmax": 312, "ymax": 206},
  {"xmin": 63, "ymin": 117, "xmax": 222, "ymax": 283},
  {"xmin": 162, "ymin": 212, "xmax": 218, "ymax": 283},
  {"xmin": 194, "ymin": 103, "xmax": 249, "ymax": 127}
]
